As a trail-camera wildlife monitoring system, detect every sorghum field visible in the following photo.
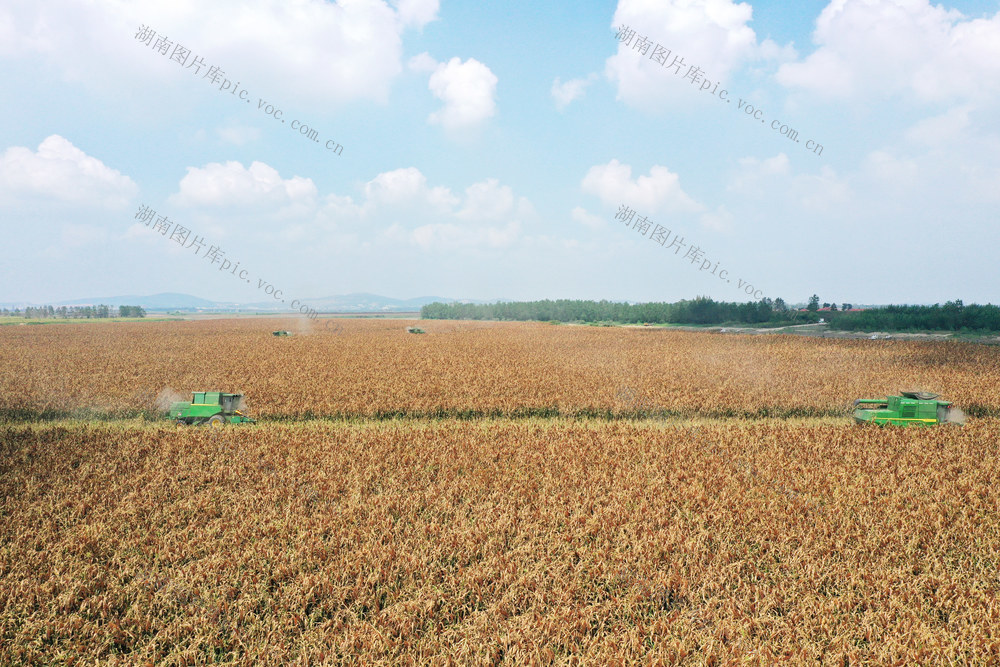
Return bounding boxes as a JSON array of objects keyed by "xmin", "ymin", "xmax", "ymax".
[
  {"xmin": 1, "ymin": 318, "xmax": 998, "ymax": 665},
  {"xmin": 1, "ymin": 318, "xmax": 999, "ymax": 420}
]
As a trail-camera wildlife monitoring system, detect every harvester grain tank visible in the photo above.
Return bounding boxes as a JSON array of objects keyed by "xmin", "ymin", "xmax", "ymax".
[
  {"xmin": 853, "ymin": 391, "xmax": 963, "ymax": 427},
  {"xmin": 169, "ymin": 391, "xmax": 256, "ymax": 427}
]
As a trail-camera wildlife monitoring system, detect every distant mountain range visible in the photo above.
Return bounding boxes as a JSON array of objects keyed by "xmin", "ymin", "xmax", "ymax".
[{"xmin": 0, "ymin": 293, "xmax": 475, "ymax": 313}]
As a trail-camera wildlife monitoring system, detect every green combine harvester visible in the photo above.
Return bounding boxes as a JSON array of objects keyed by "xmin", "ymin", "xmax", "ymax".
[
  {"xmin": 168, "ymin": 391, "xmax": 256, "ymax": 427},
  {"xmin": 853, "ymin": 391, "xmax": 963, "ymax": 427}
]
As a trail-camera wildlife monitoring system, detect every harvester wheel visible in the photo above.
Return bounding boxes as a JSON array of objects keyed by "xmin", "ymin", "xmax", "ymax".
[
  {"xmin": 208, "ymin": 415, "xmax": 226, "ymax": 429},
  {"xmin": 175, "ymin": 419, "xmax": 186, "ymax": 426}
]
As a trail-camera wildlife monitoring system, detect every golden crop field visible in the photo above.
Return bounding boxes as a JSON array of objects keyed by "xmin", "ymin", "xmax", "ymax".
[
  {"xmin": 1, "ymin": 319, "xmax": 999, "ymax": 665},
  {"xmin": 1, "ymin": 317, "xmax": 999, "ymax": 420}
]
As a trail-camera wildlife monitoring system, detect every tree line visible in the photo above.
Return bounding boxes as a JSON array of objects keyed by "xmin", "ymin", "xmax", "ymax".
[
  {"xmin": 422, "ymin": 298, "xmax": 1000, "ymax": 332},
  {"xmin": 827, "ymin": 301, "xmax": 1000, "ymax": 332},
  {"xmin": 2, "ymin": 305, "xmax": 146, "ymax": 319},
  {"xmin": 421, "ymin": 297, "xmax": 810, "ymax": 326}
]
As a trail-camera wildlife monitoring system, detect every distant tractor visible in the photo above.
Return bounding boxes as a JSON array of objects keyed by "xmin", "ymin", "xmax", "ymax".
[
  {"xmin": 272, "ymin": 330, "xmax": 292, "ymax": 336},
  {"xmin": 853, "ymin": 391, "xmax": 963, "ymax": 427},
  {"xmin": 169, "ymin": 391, "xmax": 256, "ymax": 427}
]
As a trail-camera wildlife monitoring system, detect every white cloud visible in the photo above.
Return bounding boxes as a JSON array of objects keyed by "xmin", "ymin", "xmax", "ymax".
[
  {"xmin": 726, "ymin": 153, "xmax": 850, "ymax": 213},
  {"xmin": 581, "ymin": 159, "xmax": 703, "ymax": 214},
  {"xmin": 0, "ymin": 135, "xmax": 137, "ymax": 209},
  {"xmin": 425, "ymin": 57, "xmax": 498, "ymax": 129},
  {"xmin": 889, "ymin": 108, "xmax": 1000, "ymax": 205},
  {"xmin": 606, "ymin": 0, "xmax": 789, "ymax": 107},
  {"xmin": 160, "ymin": 161, "xmax": 533, "ymax": 251},
  {"xmin": 318, "ymin": 193, "xmax": 364, "ymax": 223},
  {"xmin": 170, "ymin": 160, "xmax": 317, "ymax": 208},
  {"xmin": 217, "ymin": 124, "xmax": 261, "ymax": 146},
  {"xmin": 361, "ymin": 170, "xmax": 531, "ymax": 249},
  {"xmin": 407, "ymin": 51, "xmax": 438, "ymax": 73},
  {"xmin": 776, "ymin": 0, "xmax": 1000, "ymax": 102},
  {"xmin": 364, "ymin": 167, "xmax": 432, "ymax": 204},
  {"xmin": 788, "ymin": 166, "xmax": 851, "ymax": 212},
  {"xmin": 40, "ymin": 222, "xmax": 115, "ymax": 259},
  {"xmin": 393, "ymin": 0, "xmax": 439, "ymax": 28},
  {"xmin": 457, "ymin": 179, "xmax": 515, "ymax": 220},
  {"xmin": 699, "ymin": 205, "xmax": 734, "ymax": 233},
  {"xmin": 861, "ymin": 150, "xmax": 920, "ymax": 189},
  {"xmin": 0, "ymin": 0, "xmax": 434, "ymax": 106},
  {"xmin": 410, "ymin": 53, "xmax": 500, "ymax": 129},
  {"xmin": 904, "ymin": 105, "xmax": 973, "ymax": 147},
  {"xmin": 726, "ymin": 153, "xmax": 790, "ymax": 194},
  {"xmin": 571, "ymin": 206, "xmax": 605, "ymax": 230},
  {"xmin": 551, "ymin": 74, "xmax": 597, "ymax": 110},
  {"xmin": 754, "ymin": 153, "xmax": 791, "ymax": 176},
  {"xmin": 411, "ymin": 220, "xmax": 520, "ymax": 250},
  {"xmin": 362, "ymin": 167, "xmax": 458, "ymax": 212},
  {"xmin": 726, "ymin": 152, "xmax": 851, "ymax": 210}
]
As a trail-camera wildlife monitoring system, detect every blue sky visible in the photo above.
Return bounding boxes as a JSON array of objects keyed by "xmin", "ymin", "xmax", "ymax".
[{"xmin": 2, "ymin": 0, "xmax": 999, "ymax": 307}]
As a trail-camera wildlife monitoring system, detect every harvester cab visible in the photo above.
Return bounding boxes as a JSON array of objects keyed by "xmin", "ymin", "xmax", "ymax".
[
  {"xmin": 853, "ymin": 391, "xmax": 963, "ymax": 427},
  {"xmin": 169, "ymin": 391, "xmax": 256, "ymax": 427}
]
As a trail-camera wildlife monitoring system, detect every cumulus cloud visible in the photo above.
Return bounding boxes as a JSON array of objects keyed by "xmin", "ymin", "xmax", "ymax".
[
  {"xmin": 0, "ymin": 135, "xmax": 137, "ymax": 208},
  {"xmin": 904, "ymin": 105, "xmax": 973, "ymax": 147},
  {"xmin": 409, "ymin": 220, "xmax": 520, "ymax": 250},
  {"xmin": 776, "ymin": 0, "xmax": 1000, "ymax": 102},
  {"xmin": 407, "ymin": 51, "xmax": 438, "ymax": 73},
  {"xmin": 581, "ymin": 159, "xmax": 703, "ymax": 214},
  {"xmin": 726, "ymin": 153, "xmax": 850, "ymax": 212},
  {"xmin": 862, "ymin": 150, "xmax": 920, "ymax": 189},
  {"xmin": 0, "ymin": 0, "xmax": 437, "ymax": 106},
  {"xmin": 606, "ymin": 0, "xmax": 790, "ymax": 107},
  {"xmin": 170, "ymin": 161, "xmax": 317, "ymax": 208},
  {"xmin": 364, "ymin": 167, "xmax": 435, "ymax": 204},
  {"xmin": 162, "ymin": 158, "xmax": 534, "ymax": 250},
  {"xmin": 425, "ymin": 57, "xmax": 498, "ymax": 129},
  {"xmin": 217, "ymin": 124, "xmax": 261, "ymax": 146},
  {"xmin": 793, "ymin": 167, "xmax": 852, "ymax": 212},
  {"xmin": 362, "ymin": 170, "xmax": 532, "ymax": 249},
  {"xmin": 551, "ymin": 74, "xmax": 598, "ymax": 110},
  {"xmin": 726, "ymin": 153, "xmax": 790, "ymax": 194},
  {"xmin": 393, "ymin": 0, "xmax": 439, "ymax": 28},
  {"xmin": 699, "ymin": 205, "xmax": 734, "ymax": 233},
  {"xmin": 362, "ymin": 167, "xmax": 459, "ymax": 212},
  {"xmin": 571, "ymin": 206, "xmax": 605, "ymax": 230},
  {"xmin": 457, "ymin": 179, "xmax": 517, "ymax": 220},
  {"xmin": 318, "ymin": 192, "xmax": 364, "ymax": 221}
]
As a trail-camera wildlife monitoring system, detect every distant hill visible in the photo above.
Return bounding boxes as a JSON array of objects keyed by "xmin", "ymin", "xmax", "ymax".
[
  {"xmin": 243, "ymin": 293, "xmax": 458, "ymax": 313},
  {"xmin": 53, "ymin": 293, "xmax": 219, "ymax": 309}
]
